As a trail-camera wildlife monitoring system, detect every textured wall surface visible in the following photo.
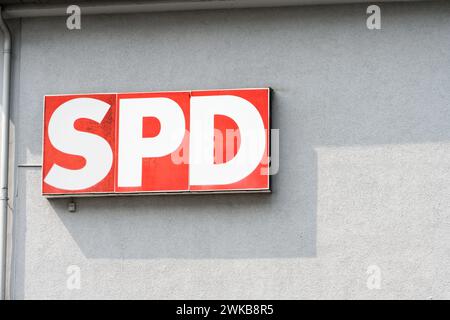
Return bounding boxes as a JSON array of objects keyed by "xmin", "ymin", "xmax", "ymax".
[{"xmin": 5, "ymin": 1, "xmax": 450, "ymax": 299}]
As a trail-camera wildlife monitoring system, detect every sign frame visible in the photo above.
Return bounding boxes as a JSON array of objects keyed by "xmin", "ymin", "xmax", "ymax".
[{"xmin": 42, "ymin": 88, "xmax": 272, "ymax": 198}]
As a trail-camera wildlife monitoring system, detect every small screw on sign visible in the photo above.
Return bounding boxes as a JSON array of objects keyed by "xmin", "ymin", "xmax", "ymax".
[{"xmin": 68, "ymin": 199, "xmax": 76, "ymax": 212}]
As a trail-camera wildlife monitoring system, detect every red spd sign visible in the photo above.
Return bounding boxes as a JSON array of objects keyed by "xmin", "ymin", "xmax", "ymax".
[{"xmin": 42, "ymin": 89, "xmax": 270, "ymax": 196}]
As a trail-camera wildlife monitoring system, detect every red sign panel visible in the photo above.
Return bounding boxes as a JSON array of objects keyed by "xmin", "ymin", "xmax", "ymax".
[{"xmin": 42, "ymin": 88, "xmax": 270, "ymax": 196}]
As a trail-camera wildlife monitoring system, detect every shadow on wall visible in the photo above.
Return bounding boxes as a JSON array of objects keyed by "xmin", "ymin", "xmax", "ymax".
[{"xmin": 46, "ymin": 91, "xmax": 317, "ymax": 260}]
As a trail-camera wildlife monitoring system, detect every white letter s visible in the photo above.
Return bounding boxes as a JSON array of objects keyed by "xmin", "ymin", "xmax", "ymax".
[{"xmin": 44, "ymin": 98, "xmax": 113, "ymax": 191}]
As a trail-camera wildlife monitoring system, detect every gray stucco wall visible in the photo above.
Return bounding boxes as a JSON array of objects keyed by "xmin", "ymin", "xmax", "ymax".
[{"xmin": 4, "ymin": 1, "xmax": 450, "ymax": 299}]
